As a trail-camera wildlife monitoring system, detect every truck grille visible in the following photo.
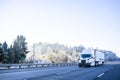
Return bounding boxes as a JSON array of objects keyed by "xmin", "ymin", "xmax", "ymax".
[{"xmin": 81, "ymin": 60, "xmax": 86, "ymax": 65}]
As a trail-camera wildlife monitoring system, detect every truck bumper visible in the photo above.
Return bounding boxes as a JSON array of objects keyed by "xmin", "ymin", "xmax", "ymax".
[{"xmin": 79, "ymin": 63, "xmax": 91, "ymax": 67}]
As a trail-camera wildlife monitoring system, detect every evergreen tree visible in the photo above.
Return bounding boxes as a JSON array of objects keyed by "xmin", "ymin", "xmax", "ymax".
[
  {"xmin": 8, "ymin": 45, "xmax": 15, "ymax": 63},
  {"xmin": 0, "ymin": 43, "xmax": 3, "ymax": 63},
  {"xmin": 13, "ymin": 35, "xmax": 28, "ymax": 63},
  {"xmin": 2, "ymin": 41, "xmax": 9, "ymax": 63}
]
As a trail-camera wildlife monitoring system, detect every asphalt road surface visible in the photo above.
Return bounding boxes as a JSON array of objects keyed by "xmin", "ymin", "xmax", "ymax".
[{"xmin": 0, "ymin": 62, "xmax": 120, "ymax": 80}]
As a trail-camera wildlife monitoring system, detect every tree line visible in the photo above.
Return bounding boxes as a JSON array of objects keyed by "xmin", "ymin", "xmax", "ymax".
[
  {"xmin": 26, "ymin": 42, "xmax": 85, "ymax": 63},
  {"xmin": 0, "ymin": 35, "xmax": 28, "ymax": 64}
]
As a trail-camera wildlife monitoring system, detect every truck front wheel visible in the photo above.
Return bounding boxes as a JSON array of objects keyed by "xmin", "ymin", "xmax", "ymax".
[{"xmin": 79, "ymin": 64, "xmax": 81, "ymax": 67}]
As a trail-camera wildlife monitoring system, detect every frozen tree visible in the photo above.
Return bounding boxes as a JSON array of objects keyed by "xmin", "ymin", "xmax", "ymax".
[
  {"xmin": 72, "ymin": 50, "xmax": 79, "ymax": 62},
  {"xmin": 56, "ymin": 50, "xmax": 68, "ymax": 63},
  {"xmin": 45, "ymin": 47, "xmax": 56, "ymax": 63},
  {"xmin": 74, "ymin": 45, "xmax": 85, "ymax": 53}
]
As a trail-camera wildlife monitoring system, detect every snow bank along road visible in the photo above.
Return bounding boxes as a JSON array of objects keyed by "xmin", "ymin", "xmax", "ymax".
[{"xmin": 0, "ymin": 62, "xmax": 120, "ymax": 80}]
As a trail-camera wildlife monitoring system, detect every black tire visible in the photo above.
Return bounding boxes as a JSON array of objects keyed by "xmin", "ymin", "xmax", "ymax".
[
  {"xmin": 102, "ymin": 62, "xmax": 104, "ymax": 65},
  {"xmin": 79, "ymin": 64, "xmax": 81, "ymax": 67},
  {"xmin": 95, "ymin": 62, "xmax": 98, "ymax": 66}
]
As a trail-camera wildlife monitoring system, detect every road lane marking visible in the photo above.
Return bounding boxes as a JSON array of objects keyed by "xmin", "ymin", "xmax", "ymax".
[{"xmin": 97, "ymin": 73, "xmax": 104, "ymax": 77}]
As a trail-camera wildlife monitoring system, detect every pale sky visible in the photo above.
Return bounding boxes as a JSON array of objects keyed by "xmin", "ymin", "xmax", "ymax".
[{"xmin": 0, "ymin": 0, "xmax": 120, "ymax": 57}]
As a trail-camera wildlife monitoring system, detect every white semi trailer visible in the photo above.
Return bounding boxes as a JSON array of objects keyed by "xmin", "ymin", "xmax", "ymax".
[{"xmin": 78, "ymin": 49, "xmax": 105, "ymax": 67}]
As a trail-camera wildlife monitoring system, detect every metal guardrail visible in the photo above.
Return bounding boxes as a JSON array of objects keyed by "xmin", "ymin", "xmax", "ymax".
[{"xmin": 0, "ymin": 63, "xmax": 78, "ymax": 70}]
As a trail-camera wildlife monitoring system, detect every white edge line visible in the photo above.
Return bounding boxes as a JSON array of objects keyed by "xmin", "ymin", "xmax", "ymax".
[{"xmin": 97, "ymin": 73, "xmax": 104, "ymax": 77}]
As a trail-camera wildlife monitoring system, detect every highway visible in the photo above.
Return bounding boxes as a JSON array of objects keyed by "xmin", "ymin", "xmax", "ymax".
[{"xmin": 0, "ymin": 62, "xmax": 120, "ymax": 80}]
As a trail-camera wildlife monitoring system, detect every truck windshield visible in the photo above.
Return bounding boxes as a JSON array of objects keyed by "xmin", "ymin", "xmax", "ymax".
[{"xmin": 81, "ymin": 54, "xmax": 91, "ymax": 58}]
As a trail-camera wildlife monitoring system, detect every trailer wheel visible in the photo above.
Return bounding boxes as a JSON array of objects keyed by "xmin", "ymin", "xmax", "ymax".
[
  {"xmin": 102, "ymin": 62, "xmax": 104, "ymax": 65},
  {"xmin": 95, "ymin": 62, "xmax": 98, "ymax": 66}
]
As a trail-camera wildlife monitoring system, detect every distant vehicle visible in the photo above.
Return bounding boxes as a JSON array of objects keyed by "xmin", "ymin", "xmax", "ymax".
[{"xmin": 78, "ymin": 49, "xmax": 104, "ymax": 67}]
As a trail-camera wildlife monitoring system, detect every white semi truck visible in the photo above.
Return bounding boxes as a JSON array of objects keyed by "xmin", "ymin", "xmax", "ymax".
[{"xmin": 78, "ymin": 49, "xmax": 105, "ymax": 67}]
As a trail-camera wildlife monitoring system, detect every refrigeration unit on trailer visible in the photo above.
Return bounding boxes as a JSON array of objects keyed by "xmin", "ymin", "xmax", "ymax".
[{"xmin": 78, "ymin": 49, "xmax": 104, "ymax": 67}]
